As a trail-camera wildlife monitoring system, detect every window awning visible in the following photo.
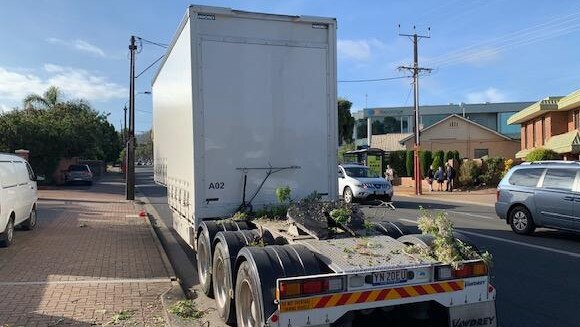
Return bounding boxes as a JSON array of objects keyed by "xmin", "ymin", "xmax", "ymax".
[{"xmin": 517, "ymin": 130, "xmax": 580, "ymax": 158}]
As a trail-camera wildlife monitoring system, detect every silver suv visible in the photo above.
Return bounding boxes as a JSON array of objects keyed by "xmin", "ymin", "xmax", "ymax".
[{"xmin": 496, "ymin": 161, "xmax": 580, "ymax": 235}]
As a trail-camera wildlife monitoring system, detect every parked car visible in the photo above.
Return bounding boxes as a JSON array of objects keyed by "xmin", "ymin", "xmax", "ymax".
[
  {"xmin": 0, "ymin": 153, "xmax": 40, "ymax": 247},
  {"xmin": 496, "ymin": 161, "xmax": 580, "ymax": 235},
  {"xmin": 338, "ymin": 163, "xmax": 393, "ymax": 203},
  {"xmin": 65, "ymin": 164, "xmax": 93, "ymax": 185}
]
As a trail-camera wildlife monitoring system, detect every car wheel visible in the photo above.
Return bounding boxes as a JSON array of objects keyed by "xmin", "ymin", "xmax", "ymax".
[
  {"xmin": 382, "ymin": 195, "xmax": 392, "ymax": 202},
  {"xmin": 509, "ymin": 206, "xmax": 535, "ymax": 235},
  {"xmin": 0, "ymin": 217, "xmax": 15, "ymax": 247},
  {"xmin": 343, "ymin": 187, "xmax": 354, "ymax": 204},
  {"xmin": 21, "ymin": 207, "xmax": 37, "ymax": 231}
]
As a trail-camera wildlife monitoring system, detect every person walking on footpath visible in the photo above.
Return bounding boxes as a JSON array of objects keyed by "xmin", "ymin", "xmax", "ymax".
[
  {"xmin": 385, "ymin": 165, "xmax": 394, "ymax": 184},
  {"xmin": 426, "ymin": 165, "xmax": 435, "ymax": 192},
  {"xmin": 445, "ymin": 163, "xmax": 456, "ymax": 192},
  {"xmin": 435, "ymin": 166, "xmax": 445, "ymax": 191}
]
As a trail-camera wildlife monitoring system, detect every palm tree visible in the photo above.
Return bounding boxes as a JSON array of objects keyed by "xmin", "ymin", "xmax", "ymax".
[{"xmin": 23, "ymin": 86, "xmax": 64, "ymax": 109}]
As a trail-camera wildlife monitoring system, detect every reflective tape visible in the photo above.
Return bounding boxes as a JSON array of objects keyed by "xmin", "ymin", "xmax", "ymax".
[{"xmin": 279, "ymin": 281, "xmax": 464, "ymax": 313}]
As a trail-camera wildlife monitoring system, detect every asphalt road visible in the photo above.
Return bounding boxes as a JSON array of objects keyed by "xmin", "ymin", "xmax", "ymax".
[{"xmin": 136, "ymin": 167, "xmax": 580, "ymax": 327}]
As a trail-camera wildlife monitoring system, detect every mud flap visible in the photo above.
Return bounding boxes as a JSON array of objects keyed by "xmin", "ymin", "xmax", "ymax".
[{"xmin": 448, "ymin": 301, "xmax": 497, "ymax": 327}]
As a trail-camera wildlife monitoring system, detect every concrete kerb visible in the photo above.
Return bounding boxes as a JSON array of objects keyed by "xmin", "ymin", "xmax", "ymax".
[
  {"xmin": 396, "ymin": 193, "xmax": 495, "ymax": 208},
  {"xmin": 135, "ymin": 192, "xmax": 189, "ymax": 327}
]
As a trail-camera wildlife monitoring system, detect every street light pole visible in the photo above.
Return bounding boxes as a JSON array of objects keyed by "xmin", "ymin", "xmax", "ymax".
[{"xmin": 126, "ymin": 35, "xmax": 137, "ymax": 200}]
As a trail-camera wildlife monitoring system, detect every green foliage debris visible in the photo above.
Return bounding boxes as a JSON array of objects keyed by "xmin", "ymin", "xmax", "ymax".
[{"xmin": 168, "ymin": 300, "xmax": 204, "ymax": 320}]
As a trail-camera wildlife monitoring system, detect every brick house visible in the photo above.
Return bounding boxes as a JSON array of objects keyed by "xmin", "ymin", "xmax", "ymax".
[
  {"xmin": 508, "ymin": 90, "xmax": 580, "ymax": 160},
  {"xmin": 399, "ymin": 114, "xmax": 520, "ymax": 159}
]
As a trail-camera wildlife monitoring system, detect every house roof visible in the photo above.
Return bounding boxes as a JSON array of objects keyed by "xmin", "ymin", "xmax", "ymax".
[
  {"xmin": 508, "ymin": 89, "xmax": 580, "ymax": 124},
  {"xmin": 399, "ymin": 114, "xmax": 514, "ymax": 144},
  {"xmin": 558, "ymin": 90, "xmax": 580, "ymax": 111},
  {"xmin": 507, "ymin": 97, "xmax": 562, "ymax": 125}
]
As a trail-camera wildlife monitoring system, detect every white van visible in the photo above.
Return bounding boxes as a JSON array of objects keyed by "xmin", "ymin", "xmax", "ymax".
[{"xmin": 0, "ymin": 153, "xmax": 39, "ymax": 247}]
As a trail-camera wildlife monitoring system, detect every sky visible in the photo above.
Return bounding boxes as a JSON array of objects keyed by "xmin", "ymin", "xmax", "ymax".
[{"xmin": 1, "ymin": 0, "xmax": 580, "ymax": 133}]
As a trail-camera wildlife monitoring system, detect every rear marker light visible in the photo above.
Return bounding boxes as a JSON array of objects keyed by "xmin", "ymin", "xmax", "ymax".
[
  {"xmin": 435, "ymin": 262, "xmax": 488, "ymax": 281},
  {"xmin": 271, "ymin": 314, "xmax": 279, "ymax": 323},
  {"xmin": 279, "ymin": 277, "xmax": 345, "ymax": 299}
]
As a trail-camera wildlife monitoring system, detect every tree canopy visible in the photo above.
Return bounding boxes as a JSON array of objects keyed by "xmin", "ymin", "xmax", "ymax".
[
  {"xmin": 338, "ymin": 98, "xmax": 355, "ymax": 145},
  {"xmin": 0, "ymin": 87, "xmax": 121, "ymax": 182}
]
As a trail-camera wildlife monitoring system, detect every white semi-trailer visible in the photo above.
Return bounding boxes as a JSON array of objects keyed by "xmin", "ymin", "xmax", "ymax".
[{"xmin": 153, "ymin": 5, "xmax": 497, "ymax": 327}]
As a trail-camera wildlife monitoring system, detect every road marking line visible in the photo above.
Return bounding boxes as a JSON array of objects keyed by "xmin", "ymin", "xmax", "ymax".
[
  {"xmin": 398, "ymin": 219, "xmax": 580, "ymax": 259},
  {"xmin": 0, "ymin": 278, "xmax": 173, "ymax": 286},
  {"xmin": 447, "ymin": 210, "xmax": 496, "ymax": 220}
]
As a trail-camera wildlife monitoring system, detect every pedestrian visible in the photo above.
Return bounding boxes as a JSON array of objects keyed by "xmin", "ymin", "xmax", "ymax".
[
  {"xmin": 385, "ymin": 165, "xmax": 394, "ymax": 184},
  {"xmin": 426, "ymin": 165, "xmax": 435, "ymax": 192},
  {"xmin": 435, "ymin": 166, "xmax": 445, "ymax": 191},
  {"xmin": 446, "ymin": 163, "xmax": 456, "ymax": 192}
]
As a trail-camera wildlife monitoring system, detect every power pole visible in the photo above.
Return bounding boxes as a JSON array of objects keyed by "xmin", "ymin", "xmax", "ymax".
[
  {"xmin": 123, "ymin": 105, "xmax": 127, "ymax": 144},
  {"xmin": 398, "ymin": 26, "xmax": 432, "ymax": 196},
  {"xmin": 126, "ymin": 36, "xmax": 137, "ymax": 200}
]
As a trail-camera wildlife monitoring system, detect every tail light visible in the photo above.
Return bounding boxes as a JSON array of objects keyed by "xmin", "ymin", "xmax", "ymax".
[
  {"xmin": 278, "ymin": 277, "xmax": 345, "ymax": 300},
  {"xmin": 435, "ymin": 261, "xmax": 488, "ymax": 281}
]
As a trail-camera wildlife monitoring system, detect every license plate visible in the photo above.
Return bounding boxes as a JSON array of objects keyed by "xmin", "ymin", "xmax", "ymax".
[{"xmin": 372, "ymin": 269, "xmax": 407, "ymax": 285}]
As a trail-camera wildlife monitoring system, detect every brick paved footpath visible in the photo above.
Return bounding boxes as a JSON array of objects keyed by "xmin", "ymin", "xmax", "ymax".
[{"xmin": 0, "ymin": 173, "xmax": 174, "ymax": 326}]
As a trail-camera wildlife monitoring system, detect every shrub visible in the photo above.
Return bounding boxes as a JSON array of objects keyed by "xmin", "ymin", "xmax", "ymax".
[
  {"xmin": 444, "ymin": 151, "xmax": 453, "ymax": 163},
  {"xmin": 405, "ymin": 150, "xmax": 414, "ymax": 177},
  {"xmin": 525, "ymin": 148, "xmax": 560, "ymax": 161},
  {"xmin": 275, "ymin": 186, "xmax": 292, "ymax": 204},
  {"xmin": 480, "ymin": 157, "xmax": 505, "ymax": 186},
  {"xmin": 459, "ymin": 160, "xmax": 480, "ymax": 187},
  {"xmin": 431, "ymin": 152, "xmax": 444, "ymax": 171},
  {"xmin": 502, "ymin": 158, "xmax": 514, "ymax": 177},
  {"xmin": 419, "ymin": 150, "xmax": 432, "ymax": 177},
  {"xmin": 387, "ymin": 150, "xmax": 406, "ymax": 177},
  {"xmin": 452, "ymin": 150, "xmax": 461, "ymax": 164}
]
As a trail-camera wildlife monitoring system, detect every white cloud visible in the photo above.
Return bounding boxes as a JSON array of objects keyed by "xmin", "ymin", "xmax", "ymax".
[
  {"xmin": 46, "ymin": 38, "xmax": 106, "ymax": 57},
  {"xmin": 0, "ymin": 65, "xmax": 127, "ymax": 109},
  {"xmin": 337, "ymin": 38, "xmax": 386, "ymax": 61},
  {"xmin": 466, "ymin": 87, "xmax": 507, "ymax": 103}
]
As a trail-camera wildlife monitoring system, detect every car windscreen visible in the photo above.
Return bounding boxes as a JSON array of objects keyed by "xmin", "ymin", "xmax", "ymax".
[
  {"xmin": 344, "ymin": 167, "xmax": 379, "ymax": 178},
  {"xmin": 68, "ymin": 165, "xmax": 88, "ymax": 172}
]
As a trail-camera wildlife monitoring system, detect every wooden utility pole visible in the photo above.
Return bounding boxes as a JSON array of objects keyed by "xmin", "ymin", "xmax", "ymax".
[
  {"xmin": 126, "ymin": 36, "xmax": 137, "ymax": 200},
  {"xmin": 398, "ymin": 26, "xmax": 432, "ymax": 196}
]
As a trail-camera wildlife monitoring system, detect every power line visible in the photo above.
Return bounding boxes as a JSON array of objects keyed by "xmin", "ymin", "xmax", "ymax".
[
  {"xmin": 136, "ymin": 55, "xmax": 164, "ymax": 78},
  {"xmin": 338, "ymin": 75, "xmax": 411, "ymax": 83},
  {"xmin": 136, "ymin": 37, "xmax": 168, "ymax": 48}
]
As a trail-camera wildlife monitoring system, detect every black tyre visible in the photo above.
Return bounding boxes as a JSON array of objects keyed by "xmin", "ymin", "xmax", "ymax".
[
  {"xmin": 343, "ymin": 186, "xmax": 354, "ymax": 204},
  {"xmin": 0, "ymin": 217, "xmax": 15, "ymax": 248},
  {"xmin": 235, "ymin": 261, "xmax": 264, "ymax": 327},
  {"xmin": 374, "ymin": 221, "xmax": 410, "ymax": 238},
  {"xmin": 381, "ymin": 195, "xmax": 392, "ymax": 202},
  {"xmin": 21, "ymin": 206, "xmax": 38, "ymax": 231},
  {"xmin": 197, "ymin": 234, "xmax": 213, "ymax": 296},
  {"xmin": 213, "ymin": 241, "xmax": 236, "ymax": 324},
  {"xmin": 509, "ymin": 205, "xmax": 535, "ymax": 235},
  {"xmin": 235, "ymin": 245, "xmax": 322, "ymax": 326},
  {"xmin": 397, "ymin": 234, "xmax": 435, "ymax": 249},
  {"xmin": 213, "ymin": 230, "xmax": 273, "ymax": 324}
]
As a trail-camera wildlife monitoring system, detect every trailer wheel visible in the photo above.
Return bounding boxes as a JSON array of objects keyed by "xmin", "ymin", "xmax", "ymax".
[
  {"xmin": 197, "ymin": 219, "xmax": 253, "ymax": 297},
  {"xmin": 197, "ymin": 234, "xmax": 213, "ymax": 296},
  {"xmin": 236, "ymin": 261, "xmax": 263, "ymax": 327},
  {"xmin": 235, "ymin": 245, "xmax": 322, "ymax": 326},
  {"xmin": 212, "ymin": 230, "xmax": 274, "ymax": 324}
]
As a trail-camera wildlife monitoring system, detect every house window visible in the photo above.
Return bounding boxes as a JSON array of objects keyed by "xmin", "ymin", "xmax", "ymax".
[
  {"xmin": 474, "ymin": 149, "xmax": 489, "ymax": 158},
  {"xmin": 574, "ymin": 110, "xmax": 580, "ymax": 130}
]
